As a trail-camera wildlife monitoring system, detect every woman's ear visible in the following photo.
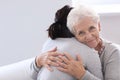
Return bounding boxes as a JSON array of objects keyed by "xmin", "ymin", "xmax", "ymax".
[{"xmin": 98, "ymin": 22, "xmax": 101, "ymax": 31}]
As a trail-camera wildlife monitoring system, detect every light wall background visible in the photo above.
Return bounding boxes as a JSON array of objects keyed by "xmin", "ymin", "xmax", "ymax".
[
  {"xmin": 0, "ymin": 0, "xmax": 71, "ymax": 66},
  {"xmin": 0, "ymin": 0, "xmax": 120, "ymax": 66},
  {"xmin": 72, "ymin": 0, "xmax": 120, "ymax": 5}
]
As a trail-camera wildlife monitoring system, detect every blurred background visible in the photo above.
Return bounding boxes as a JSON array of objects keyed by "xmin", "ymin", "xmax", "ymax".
[{"xmin": 0, "ymin": 0, "xmax": 120, "ymax": 66}]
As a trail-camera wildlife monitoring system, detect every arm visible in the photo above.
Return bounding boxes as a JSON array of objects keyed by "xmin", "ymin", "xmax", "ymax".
[
  {"xmin": 30, "ymin": 58, "xmax": 41, "ymax": 80},
  {"xmin": 57, "ymin": 52, "xmax": 103, "ymax": 80},
  {"xmin": 30, "ymin": 47, "xmax": 59, "ymax": 80},
  {"xmin": 104, "ymin": 47, "xmax": 120, "ymax": 80},
  {"xmin": 81, "ymin": 71, "xmax": 102, "ymax": 80}
]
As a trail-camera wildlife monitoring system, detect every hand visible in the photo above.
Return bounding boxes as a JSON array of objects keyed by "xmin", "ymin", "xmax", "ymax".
[
  {"xmin": 57, "ymin": 53, "xmax": 86, "ymax": 79},
  {"xmin": 35, "ymin": 47, "xmax": 63, "ymax": 71}
]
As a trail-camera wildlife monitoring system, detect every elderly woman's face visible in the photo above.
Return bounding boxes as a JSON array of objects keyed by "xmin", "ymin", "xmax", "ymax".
[{"xmin": 74, "ymin": 17, "xmax": 101, "ymax": 48}]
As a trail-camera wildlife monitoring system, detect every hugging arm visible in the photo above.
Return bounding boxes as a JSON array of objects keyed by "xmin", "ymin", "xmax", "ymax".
[
  {"xmin": 30, "ymin": 59, "xmax": 40, "ymax": 80},
  {"xmin": 30, "ymin": 38, "xmax": 103, "ymax": 80},
  {"xmin": 56, "ymin": 50, "xmax": 103, "ymax": 80}
]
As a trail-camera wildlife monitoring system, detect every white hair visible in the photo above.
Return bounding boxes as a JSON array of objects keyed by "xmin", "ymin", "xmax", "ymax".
[{"xmin": 67, "ymin": 4, "xmax": 100, "ymax": 34}]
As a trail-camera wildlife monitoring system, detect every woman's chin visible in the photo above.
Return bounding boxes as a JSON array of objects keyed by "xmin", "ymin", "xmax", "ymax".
[
  {"xmin": 86, "ymin": 40, "xmax": 98, "ymax": 48},
  {"xmin": 87, "ymin": 43, "xmax": 97, "ymax": 48}
]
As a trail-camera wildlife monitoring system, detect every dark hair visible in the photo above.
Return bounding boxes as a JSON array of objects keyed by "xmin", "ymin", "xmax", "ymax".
[{"xmin": 47, "ymin": 5, "xmax": 74, "ymax": 40}]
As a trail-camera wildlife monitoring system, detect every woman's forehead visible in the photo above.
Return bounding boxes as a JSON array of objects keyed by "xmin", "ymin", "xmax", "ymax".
[
  {"xmin": 74, "ymin": 18, "xmax": 98, "ymax": 31},
  {"xmin": 75, "ymin": 17, "xmax": 96, "ymax": 27}
]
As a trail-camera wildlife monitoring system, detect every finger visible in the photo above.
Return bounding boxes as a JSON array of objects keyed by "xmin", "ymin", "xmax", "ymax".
[
  {"xmin": 47, "ymin": 60, "xmax": 52, "ymax": 65},
  {"xmin": 57, "ymin": 67, "xmax": 67, "ymax": 73},
  {"xmin": 76, "ymin": 54, "xmax": 83, "ymax": 64},
  {"xmin": 63, "ymin": 52, "xmax": 73, "ymax": 60},
  {"xmin": 50, "ymin": 62, "xmax": 59, "ymax": 67},
  {"xmin": 49, "ymin": 52, "xmax": 59, "ymax": 56},
  {"xmin": 49, "ymin": 51, "xmax": 65, "ymax": 57},
  {"xmin": 57, "ymin": 53, "xmax": 65, "ymax": 56},
  {"xmin": 45, "ymin": 64, "xmax": 53, "ymax": 71},
  {"xmin": 57, "ymin": 61, "xmax": 68, "ymax": 69},
  {"xmin": 47, "ymin": 60, "xmax": 59, "ymax": 66},
  {"xmin": 48, "ymin": 55, "xmax": 63, "ymax": 63},
  {"xmin": 48, "ymin": 47, "xmax": 57, "ymax": 52},
  {"xmin": 55, "ymin": 57, "xmax": 63, "ymax": 62},
  {"xmin": 58, "ymin": 56, "xmax": 70, "ymax": 64},
  {"xmin": 48, "ymin": 56, "xmax": 57, "ymax": 61}
]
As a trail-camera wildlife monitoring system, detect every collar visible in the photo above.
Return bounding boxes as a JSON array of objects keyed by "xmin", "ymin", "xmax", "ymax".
[{"xmin": 98, "ymin": 38, "xmax": 105, "ymax": 56}]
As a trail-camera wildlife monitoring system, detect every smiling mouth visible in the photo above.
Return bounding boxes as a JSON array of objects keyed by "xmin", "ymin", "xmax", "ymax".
[{"xmin": 87, "ymin": 39, "xmax": 95, "ymax": 43}]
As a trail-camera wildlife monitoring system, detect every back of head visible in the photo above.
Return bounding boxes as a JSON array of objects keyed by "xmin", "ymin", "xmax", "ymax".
[
  {"xmin": 47, "ymin": 5, "xmax": 74, "ymax": 40},
  {"xmin": 67, "ymin": 4, "xmax": 100, "ymax": 34}
]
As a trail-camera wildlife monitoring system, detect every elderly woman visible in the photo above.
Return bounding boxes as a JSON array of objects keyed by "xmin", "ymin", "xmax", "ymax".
[
  {"xmin": 65, "ymin": 5, "xmax": 120, "ymax": 80},
  {"xmin": 31, "ymin": 4, "xmax": 120, "ymax": 80}
]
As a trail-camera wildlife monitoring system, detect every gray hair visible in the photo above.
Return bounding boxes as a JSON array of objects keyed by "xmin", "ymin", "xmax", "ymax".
[{"xmin": 67, "ymin": 5, "xmax": 100, "ymax": 34}]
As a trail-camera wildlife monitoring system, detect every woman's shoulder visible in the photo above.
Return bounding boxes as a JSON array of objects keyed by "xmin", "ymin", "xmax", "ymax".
[
  {"xmin": 103, "ymin": 40, "xmax": 120, "ymax": 57},
  {"xmin": 53, "ymin": 38, "xmax": 91, "ymax": 48},
  {"xmin": 45, "ymin": 37, "xmax": 85, "ymax": 46},
  {"xmin": 104, "ymin": 40, "xmax": 120, "ymax": 50},
  {"xmin": 42, "ymin": 37, "xmax": 93, "ymax": 53}
]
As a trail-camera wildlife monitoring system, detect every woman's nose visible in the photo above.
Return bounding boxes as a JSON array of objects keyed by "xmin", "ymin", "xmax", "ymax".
[{"xmin": 85, "ymin": 33, "xmax": 93, "ymax": 40}]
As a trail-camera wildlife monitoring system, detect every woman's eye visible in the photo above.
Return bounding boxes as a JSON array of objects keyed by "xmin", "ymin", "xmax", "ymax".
[
  {"xmin": 78, "ymin": 31, "xmax": 85, "ymax": 36},
  {"xmin": 89, "ymin": 26, "xmax": 96, "ymax": 31}
]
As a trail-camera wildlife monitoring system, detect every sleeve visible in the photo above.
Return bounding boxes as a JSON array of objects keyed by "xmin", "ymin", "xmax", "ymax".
[
  {"xmin": 81, "ymin": 50, "xmax": 103, "ymax": 80},
  {"xmin": 30, "ymin": 58, "xmax": 41, "ymax": 80},
  {"xmin": 29, "ymin": 38, "xmax": 55, "ymax": 80},
  {"xmin": 104, "ymin": 47, "xmax": 120, "ymax": 80},
  {"xmin": 81, "ymin": 71, "xmax": 102, "ymax": 80}
]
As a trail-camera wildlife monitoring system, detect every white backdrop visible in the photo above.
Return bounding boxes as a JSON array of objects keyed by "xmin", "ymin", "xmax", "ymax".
[
  {"xmin": 0, "ymin": 0, "xmax": 71, "ymax": 66},
  {"xmin": 0, "ymin": 0, "xmax": 120, "ymax": 66},
  {"xmin": 72, "ymin": 0, "xmax": 120, "ymax": 5}
]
